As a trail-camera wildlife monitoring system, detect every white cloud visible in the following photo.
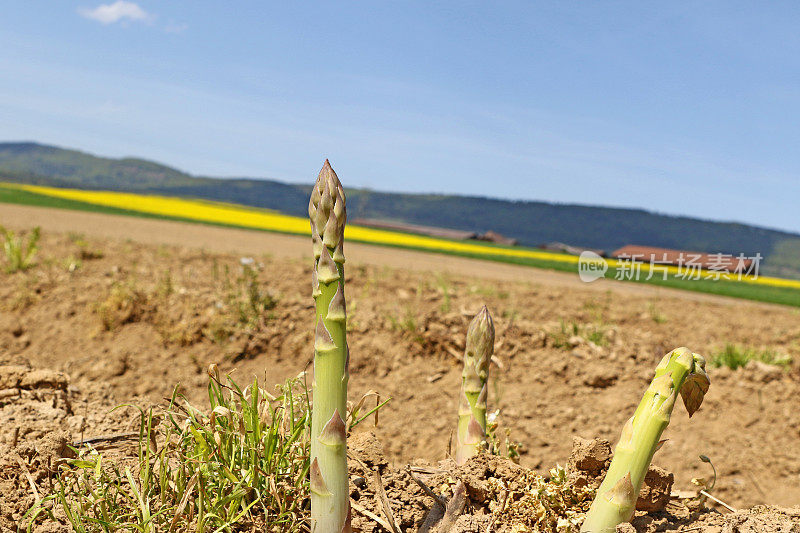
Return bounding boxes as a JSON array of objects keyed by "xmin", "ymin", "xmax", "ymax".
[{"xmin": 79, "ymin": 1, "xmax": 150, "ymax": 25}]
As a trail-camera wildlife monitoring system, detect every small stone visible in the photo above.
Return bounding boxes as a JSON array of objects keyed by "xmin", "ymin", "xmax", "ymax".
[
  {"xmin": 583, "ymin": 368, "xmax": 618, "ymax": 389},
  {"xmin": 459, "ymin": 454, "xmax": 524, "ymax": 504},
  {"xmin": 636, "ymin": 465, "xmax": 674, "ymax": 512},
  {"xmin": 0, "ymin": 365, "xmax": 29, "ymax": 389},
  {"xmin": 567, "ymin": 436, "xmax": 612, "ymax": 478},
  {"xmin": 35, "ymin": 430, "xmax": 75, "ymax": 464},
  {"xmin": 349, "ymin": 431, "xmax": 388, "ymax": 472},
  {"xmin": 20, "ymin": 369, "xmax": 69, "ymax": 391}
]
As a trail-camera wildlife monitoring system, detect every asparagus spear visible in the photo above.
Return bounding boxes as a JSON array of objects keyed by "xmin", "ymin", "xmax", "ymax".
[
  {"xmin": 309, "ymin": 160, "xmax": 351, "ymax": 533},
  {"xmin": 455, "ymin": 306, "xmax": 495, "ymax": 465},
  {"xmin": 580, "ymin": 347, "xmax": 710, "ymax": 533}
]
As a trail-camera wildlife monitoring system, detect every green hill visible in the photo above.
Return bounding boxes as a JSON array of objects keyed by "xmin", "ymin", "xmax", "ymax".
[{"xmin": 1, "ymin": 141, "xmax": 798, "ymax": 278}]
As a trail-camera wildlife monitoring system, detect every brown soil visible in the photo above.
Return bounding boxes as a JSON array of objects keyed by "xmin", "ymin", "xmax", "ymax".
[
  {"xmin": 1, "ymin": 208, "xmax": 799, "ymax": 531},
  {"xmin": 346, "ymin": 434, "xmax": 799, "ymax": 533}
]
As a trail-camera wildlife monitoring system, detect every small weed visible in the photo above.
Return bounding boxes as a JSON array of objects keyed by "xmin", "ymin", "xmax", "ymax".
[
  {"xmin": 710, "ymin": 344, "xmax": 792, "ymax": 370},
  {"xmin": 205, "ymin": 315, "xmax": 237, "ymax": 344},
  {"xmin": 62, "ymin": 255, "xmax": 83, "ymax": 273},
  {"xmin": 95, "ymin": 281, "xmax": 150, "ymax": 331},
  {"xmin": 389, "ymin": 307, "xmax": 417, "ymax": 333},
  {"xmin": 585, "ymin": 327, "xmax": 607, "ymax": 347},
  {"xmin": 551, "ymin": 320, "xmax": 581, "ymax": 348},
  {"xmin": 486, "ymin": 465, "xmax": 594, "ymax": 531},
  {"xmin": 550, "ymin": 319, "xmax": 608, "ymax": 349},
  {"xmin": 347, "ymin": 390, "xmax": 391, "ymax": 433},
  {"xmin": 7, "ymin": 278, "xmax": 38, "ymax": 311},
  {"xmin": 26, "ymin": 371, "xmax": 312, "ymax": 532},
  {"xmin": 1, "ymin": 225, "xmax": 40, "ymax": 273},
  {"xmin": 388, "ymin": 307, "xmax": 424, "ymax": 344},
  {"xmin": 483, "ymin": 409, "xmax": 521, "ymax": 462},
  {"xmin": 203, "ymin": 262, "xmax": 278, "ymax": 345},
  {"xmin": 583, "ymin": 293, "xmax": 611, "ymax": 321},
  {"xmin": 346, "ymin": 298, "xmax": 360, "ymax": 333},
  {"xmin": 435, "ymin": 274, "xmax": 452, "ymax": 313},
  {"xmin": 235, "ymin": 264, "xmax": 277, "ymax": 328},
  {"xmin": 94, "ymin": 261, "xmax": 278, "ymax": 343},
  {"xmin": 68, "ymin": 232, "xmax": 104, "ymax": 260},
  {"xmin": 156, "ymin": 269, "xmax": 174, "ymax": 298},
  {"xmin": 212, "ymin": 258, "xmax": 221, "ymax": 282},
  {"xmin": 648, "ymin": 301, "xmax": 667, "ymax": 324},
  {"xmin": 469, "ymin": 284, "xmax": 509, "ymax": 300}
]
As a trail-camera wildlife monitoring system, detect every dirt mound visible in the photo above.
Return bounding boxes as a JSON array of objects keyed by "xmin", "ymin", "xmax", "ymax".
[
  {"xmin": 0, "ymin": 361, "xmax": 147, "ymax": 530},
  {"xmin": 346, "ymin": 434, "xmax": 786, "ymax": 533},
  {"xmin": 566, "ymin": 437, "xmax": 673, "ymax": 513},
  {"xmin": 719, "ymin": 506, "xmax": 800, "ymax": 532}
]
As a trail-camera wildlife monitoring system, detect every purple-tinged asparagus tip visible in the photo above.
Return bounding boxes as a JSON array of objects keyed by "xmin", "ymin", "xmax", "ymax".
[{"xmin": 466, "ymin": 306, "xmax": 495, "ymax": 359}]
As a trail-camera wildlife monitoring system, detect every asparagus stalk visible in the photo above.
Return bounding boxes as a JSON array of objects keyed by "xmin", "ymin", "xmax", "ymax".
[
  {"xmin": 580, "ymin": 347, "xmax": 710, "ymax": 533},
  {"xmin": 309, "ymin": 160, "xmax": 351, "ymax": 533},
  {"xmin": 455, "ymin": 306, "xmax": 495, "ymax": 465}
]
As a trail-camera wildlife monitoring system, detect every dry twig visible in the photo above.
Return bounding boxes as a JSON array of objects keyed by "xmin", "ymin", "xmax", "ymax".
[
  {"xmin": 406, "ymin": 466, "xmax": 447, "ymax": 508},
  {"xmin": 699, "ymin": 490, "xmax": 737, "ymax": 513},
  {"xmin": 72, "ymin": 432, "xmax": 139, "ymax": 447},
  {"xmin": 374, "ymin": 469, "xmax": 401, "ymax": 533},
  {"xmin": 350, "ymin": 499, "xmax": 395, "ymax": 533}
]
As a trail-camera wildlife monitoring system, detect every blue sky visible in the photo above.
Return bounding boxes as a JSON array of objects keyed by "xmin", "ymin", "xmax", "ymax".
[{"xmin": 1, "ymin": 2, "xmax": 799, "ymax": 233}]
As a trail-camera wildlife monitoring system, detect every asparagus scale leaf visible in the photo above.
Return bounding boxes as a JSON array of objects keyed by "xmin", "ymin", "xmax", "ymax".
[
  {"xmin": 580, "ymin": 347, "xmax": 710, "ymax": 533},
  {"xmin": 309, "ymin": 160, "xmax": 352, "ymax": 533},
  {"xmin": 455, "ymin": 306, "xmax": 495, "ymax": 465}
]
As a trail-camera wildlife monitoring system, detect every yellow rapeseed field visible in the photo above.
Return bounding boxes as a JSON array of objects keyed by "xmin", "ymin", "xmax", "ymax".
[{"xmin": 9, "ymin": 183, "xmax": 800, "ymax": 291}]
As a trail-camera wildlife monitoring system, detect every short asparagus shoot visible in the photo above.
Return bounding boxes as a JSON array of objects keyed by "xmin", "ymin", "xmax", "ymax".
[
  {"xmin": 580, "ymin": 347, "xmax": 710, "ymax": 533},
  {"xmin": 455, "ymin": 306, "xmax": 495, "ymax": 465},
  {"xmin": 309, "ymin": 160, "xmax": 351, "ymax": 533}
]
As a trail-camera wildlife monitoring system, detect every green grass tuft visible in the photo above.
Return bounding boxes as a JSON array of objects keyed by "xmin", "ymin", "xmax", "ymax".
[
  {"xmin": 710, "ymin": 344, "xmax": 792, "ymax": 370},
  {"xmin": 550, "ymin": 319, "xmax": 608, "ymax": 349},
  {"xmin": 648, "ymin": 301, "xmax": 667, "ymax": 324},
  {"xmin": 26, "ymin": 371, "xmax": 312, "ymax": 532},
  {"xmin": 1, "ymin": 224, "xmax": 40, "ymax": 273}
]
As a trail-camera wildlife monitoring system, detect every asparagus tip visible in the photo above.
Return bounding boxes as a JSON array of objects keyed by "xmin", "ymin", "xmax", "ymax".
[
  {"xmin": 466, "ymin": 306, "xmax": 495, "ymax": 357},
  {"xmin": 309, "ymin": 160, "xmax": 346, "ymax": 251}
]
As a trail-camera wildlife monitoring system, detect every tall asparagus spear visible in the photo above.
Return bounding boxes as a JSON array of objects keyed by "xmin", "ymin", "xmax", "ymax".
[
  {"xmin": 580, "ymin": 347, "xmax": 710, "ymax": 533},
  {"xmin": 455, "ymin": 306, "xmax": 495, "ymax": 465},
  {"xmin": 309, "ymin": 160, "xmax": 351, "ymax": 533}
]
